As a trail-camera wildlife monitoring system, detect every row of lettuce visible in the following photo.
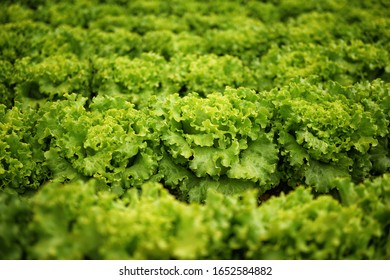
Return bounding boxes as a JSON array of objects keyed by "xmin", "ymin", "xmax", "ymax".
[
  {"xmin": 1, "ymin": 172, "xmax": 389, "ymax": 259},
  {"xmin": 1, "ymin": 42, "xmax": 389, "ymax": 108},
  {"xmin": 1, "ymin": 80, "xmax": 389, "ymax": 200}
]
